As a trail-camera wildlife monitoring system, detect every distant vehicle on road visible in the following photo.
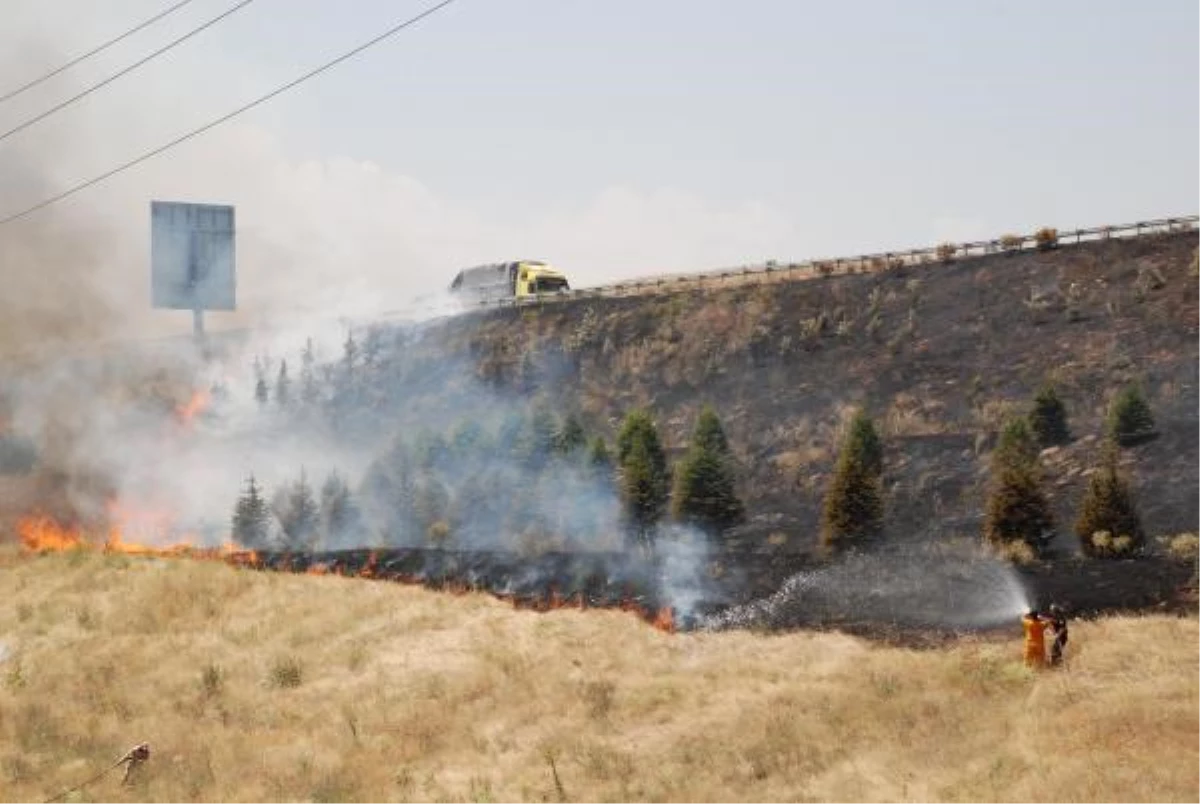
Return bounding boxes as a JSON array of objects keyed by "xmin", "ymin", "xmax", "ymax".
[{"xmin": 449, "ymin": 260, "xmax": 570, "ymax": 303}]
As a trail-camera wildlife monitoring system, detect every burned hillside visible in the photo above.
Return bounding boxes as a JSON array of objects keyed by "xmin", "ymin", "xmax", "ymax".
[
  {"xmin": 2, "ymin": 229, "xmax": 1197, "ymax": 633},
  {"xmin": 360, "ymin": 230, "xmax": 1199, "ymax": 557}
]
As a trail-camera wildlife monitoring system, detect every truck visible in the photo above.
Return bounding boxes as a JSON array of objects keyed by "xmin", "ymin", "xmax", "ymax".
[{"xmin": 449, "ymin": 260, "xmax": 570, "ymax": 303}]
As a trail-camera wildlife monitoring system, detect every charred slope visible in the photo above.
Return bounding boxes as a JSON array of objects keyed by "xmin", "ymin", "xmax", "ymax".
[
  {"xmin": 382, "ymin": 231, "xmax": 1199, "ymax": 556},
  {"xmin": 226, "ymin": 546, "xmax": 1195, "ymax": 640}
]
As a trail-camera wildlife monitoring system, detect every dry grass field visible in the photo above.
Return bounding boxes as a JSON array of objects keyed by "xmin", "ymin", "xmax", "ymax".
[{"xmin": 0, "ymin": 547, "xmax": 1196, "ymax": 803}]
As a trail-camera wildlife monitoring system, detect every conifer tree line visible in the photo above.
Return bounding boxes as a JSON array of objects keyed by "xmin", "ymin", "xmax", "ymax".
[
  {"xmin": 234, "ymin": 330, "xmax": 1158, "ymax": 561},
  {"xmin": 231, "ymin": 403, "xmax": 750, "ymax": 553},
  {"xmin": 983, "ymin": 381, "xmax": 1154, "ymax": 560}
]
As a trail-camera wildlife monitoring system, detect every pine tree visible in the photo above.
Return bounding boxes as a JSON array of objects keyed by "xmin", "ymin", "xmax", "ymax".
[
  {"xmin": 517, "ymin": 350, "xmax": 538, "ymax": 394},
  {"xmin": 983, "ymin": 417, "xmax": 1055, "ymax": 554},
  {"xmin": 514, "ymin": 407, "xmax": 558, "ymax": 471},
  {"xmin": 253, "ymin": 356, "xmax": 269, "ymax": 407},
  {"xmin": 617, "ymin": 409, "xmax": 669, "ymax": 478},
  {"xmin": 342, "ymin": 333, "xmax": 359, "ymax": 373},
  {"xmin": 275, "ymin": 359, "xmax": 291, "ymax": 408},
  {"xmin": 451, "ymin": 420, "xmax": 484, "ymax": 456},
  {"xmin": 300, "ymin": 337, "xmax": 318, "ymax": 406},
  {"xmin": 587, "ymin": 436, "xmax": 613, "ymax": 480},
  {"xmin": 362, "ymin": 326, "xmax": 383, "ymax": 369},
  {"xmin": 1028, "ymin": 384, "xmax": 1071, "ymax": 448},
  {"xmin": 231, "ymin": 475, "xmax": 272, "ymax": 548},
  {"xmin": 360, "ymin": 443, "xmax": 419, "ymax": 545},
  {"xmin": 843, "ymin": 409, "xmax": 883, "ymax": 477},
  {"xmin": 820, "ymin": 410, "xmax": 883, "ymax": 551},
  {"xmin": 413, "ymin": 471, "xmax": 451, "ymax": 544},
  {"xmin": 1107, "ymin": 384, "xmax": 1157, "ymax": 446},
  {"xmin": 414, "ymin": 431, "xmax": 450, "ymax": 471},
  {"xmin": 617, "ymin": 410, "xmax": 670, "ymax": 552},
  {"xmin": 274, "ymin": 470, "xmax": 319, "ymax": 550},
  {"xmin": 554, "ymin": 414, "xmax": 587, "ymax": 457},
  {"xmin": 672, "ymin": 407, "xmax": 744, "ymax": 535},
  {"xmin": 320, "ymin": 471, "xmax": 361, "ymax": 548},
  {"xmin": 451, "ymin": 471, "xmax": 498, "ymax": 541},
  {"xmin": 995, "ymin": 417, "xmax": 1039, "ymax": 469},
  {"xmin": 1075, "ymin": 442, "xmax": 1144, "ymax": 557}
]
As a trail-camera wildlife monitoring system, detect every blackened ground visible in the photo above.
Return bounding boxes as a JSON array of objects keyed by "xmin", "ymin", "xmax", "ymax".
[
  {"xmin": 239, "ymin": 548, "xmax": 668, "ymax": 612},
  {"xmin": 229, "ymin": 546, "xmax": 1197, "ymax": 644}
]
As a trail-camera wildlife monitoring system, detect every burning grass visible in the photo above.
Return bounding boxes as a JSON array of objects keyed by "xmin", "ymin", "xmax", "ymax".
[
  {"xmin": 15, "ymin": 511, "xmax": 678, "ymax": 631},
  {"xmin": 0, "ymin": 546, "xmax": 1196, "ymax": 802}
]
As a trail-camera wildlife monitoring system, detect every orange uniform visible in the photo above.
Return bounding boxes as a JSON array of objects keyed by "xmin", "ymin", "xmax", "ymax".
[{"xmin": 1022, "ymin": 613, "xmax": 1049, "ymax": 667}]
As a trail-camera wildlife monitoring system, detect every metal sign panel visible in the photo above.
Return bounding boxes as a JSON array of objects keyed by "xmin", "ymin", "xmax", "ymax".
[{"xmin": 151, "ymin": 201, "xmax": 236, "ymax": 311}]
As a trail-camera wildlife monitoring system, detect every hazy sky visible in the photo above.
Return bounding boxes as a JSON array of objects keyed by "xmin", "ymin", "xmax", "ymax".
[{"xmin": 1, "ymin": 0, "xmax": 1196, "ymax": 336}]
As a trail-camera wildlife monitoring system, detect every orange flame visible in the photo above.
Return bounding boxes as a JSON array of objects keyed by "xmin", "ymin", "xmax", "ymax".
[
  {"xmin": 17, "ymin": 514, "xmax": 85, "ymax": 552},
  {"xmin": 175, "ymin": 390, "xmax": 211, "ymax": 426},
  {"xmin": 18, "ymin": 507, "xmax": 677, "ymax": 633},
  {"xmin": 651, "ymin": 606, "xmax": 676, "ymax": 634},
  {"xmin": 358, "ymin": 552, "xmax": 379, "ymax": 579},
  {"xmin": 18, "ymin": 502, "xmax": 253, "ymax": 566}
]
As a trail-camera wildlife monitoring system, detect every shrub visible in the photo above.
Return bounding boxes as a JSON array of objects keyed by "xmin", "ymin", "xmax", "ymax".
[
  {"xmin": 268, "ymin": 655, "xmax": 303, "ymax": 689},
  {"xmin": 1075, "ymin": 444, "xmax": 1144, "ymax": 558},
  {"xmin": 1028, "ymin": 385, "xmax": 1071, "ymax": 448},
  {"xmin": 1085, "ymin": 531, "xmax": 1137, "ymax": 557},
  {"xmin": 200, "ymin": 663, "xmax": 224, "ymax": 698},
  {"xmin": 994, "ymin": 539, "xmax": 1038, "ymax": 565},
  {"xmin": 1163, "ymin": 533, "xmax": 1199, "ymax": 562},
  {"xmin": 1107, "ymin": 384, "xmax": 1157, "ymax": 446},
  {"xmin": 427, "ymin": 520, "xmax": 451, "ymax": 546},
  {"xmin": 821, "ymin": 411, "xmax": 884, "ymax": 552},
  {"xmin": 1035, "ymin": 227, "xmax": 1059, "ymax": 251},
  {"xmin": 936, "ymin": 243, "xmax": 957, "ymax": 263}
]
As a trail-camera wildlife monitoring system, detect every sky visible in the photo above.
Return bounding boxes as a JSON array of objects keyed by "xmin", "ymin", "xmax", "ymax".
[{"xmin": 0, "ymin": 0, "xmax": 1196, "ymax": 342}]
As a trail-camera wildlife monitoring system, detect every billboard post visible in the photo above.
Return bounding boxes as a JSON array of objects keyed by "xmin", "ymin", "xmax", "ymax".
[{"xmin": 150, "ymin": 201, "xmax": 236, "ymax": 347}]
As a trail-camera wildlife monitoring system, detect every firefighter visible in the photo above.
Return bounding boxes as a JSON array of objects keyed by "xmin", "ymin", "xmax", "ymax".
[
  {"xmin": 1046, "ymin": 604, "xmax": 1069, "ymax": 667},
  {"xmin": 1022, "ymin": 608, "xmax": 1050, "ymax": 668}
]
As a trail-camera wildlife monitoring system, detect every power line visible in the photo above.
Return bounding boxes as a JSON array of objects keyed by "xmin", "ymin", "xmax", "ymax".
[
  {"xmin": 0, "ymin": 0, "xmax": 201, "ymax": 105},
  {"xmin": 0, "ymin": 0, "xmax": 258, "ymax": 144},
  {"xmin": 0, "ymin": 0, "xmax": 460, "ymax": 228}
]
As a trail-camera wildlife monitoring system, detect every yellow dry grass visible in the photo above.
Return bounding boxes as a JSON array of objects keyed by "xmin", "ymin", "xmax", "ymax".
[{"xmin": 0, "ymin": 547, "xmax": 1196, "ymax": 803}]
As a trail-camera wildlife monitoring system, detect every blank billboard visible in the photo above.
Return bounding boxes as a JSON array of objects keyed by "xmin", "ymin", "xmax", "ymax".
[{"xmin": 151, "ymin": 201, "xmax": 236, "ymax": 311}]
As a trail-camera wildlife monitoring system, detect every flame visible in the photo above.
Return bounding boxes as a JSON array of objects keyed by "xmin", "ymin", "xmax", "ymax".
[
  {"xmin": 651, "ymin": 606, "xmax": 676, "ymax": 634},
  {"xmin": 17, "ymin": 506, "xmax": 677, "ymax": 633},
  {"xmin": 18, "ymin": 514, "xmax": 85, "ymax": 552},
  {"xmin": 358, "ymin": 552, "xmax": 379, "ymax": 579},
  {"xmin": 175, "ymin": 390, "xmax": 211, "ymax": 426},
  {"xmin": 19, "ymin": 503, "xmax": 254, "ymax": 567}
]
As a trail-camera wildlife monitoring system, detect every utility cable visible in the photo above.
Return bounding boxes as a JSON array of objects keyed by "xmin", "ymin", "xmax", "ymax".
[
  {"xmin": 0, "ymin": 0, "xmax": 201, "ymax": 105},
  {"xmin": 0, "ymin": 0, "xmax": 459, "ymax": 227},
  {"xmin": 0, "ymin": 0, "xmax": 258, "ymax": 144}
]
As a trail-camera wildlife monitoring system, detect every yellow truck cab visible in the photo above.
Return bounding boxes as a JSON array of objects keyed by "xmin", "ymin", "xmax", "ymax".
[{"xmin": 450, "ymin": 260, "xmax": 570, "ymax": 303}]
